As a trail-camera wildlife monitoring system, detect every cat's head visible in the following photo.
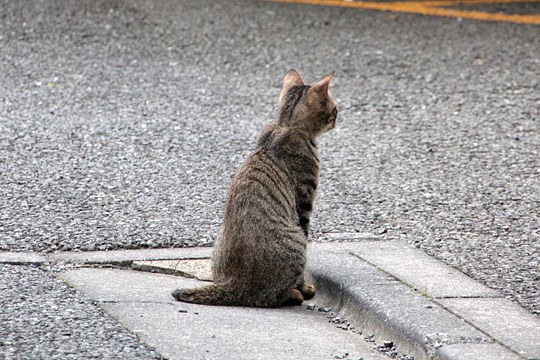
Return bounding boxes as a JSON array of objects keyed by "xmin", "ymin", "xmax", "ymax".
[{"xmin": 277, "ymin": 69, "xmax": 338, "ymax": 138}]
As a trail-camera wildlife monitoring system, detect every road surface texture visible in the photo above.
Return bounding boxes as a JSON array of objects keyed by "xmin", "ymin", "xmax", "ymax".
[{"xmin": 1, "ymin": 0, "xmax": 539, "ymax": 357}]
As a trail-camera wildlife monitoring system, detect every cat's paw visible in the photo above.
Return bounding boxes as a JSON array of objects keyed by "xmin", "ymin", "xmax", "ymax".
[
  {"xmin": 300, "ymin": 283, "xmax": 315, "ymax": 300},
  {"xmin": 283, "ymin": 288, "xmax": 305, "ymax": 306}
]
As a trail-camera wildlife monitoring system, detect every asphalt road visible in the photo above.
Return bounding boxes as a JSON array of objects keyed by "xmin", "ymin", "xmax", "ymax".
[{"xmin": 1, "ymin": 0, "xmax": 539, "ymax": 357}]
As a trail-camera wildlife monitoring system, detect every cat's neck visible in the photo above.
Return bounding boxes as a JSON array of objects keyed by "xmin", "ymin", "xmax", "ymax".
[{"xmin": 257, "ymin": 122, "xmax": 319, "ymax": 150}]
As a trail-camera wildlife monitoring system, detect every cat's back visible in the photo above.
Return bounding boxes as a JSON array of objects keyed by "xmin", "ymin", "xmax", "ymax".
[
  {"xmin": 225, "ymin": 139, "xmax": 296, "ymax": 223},
  {"xmin": 230, "ymin": 124, "xmax": 315, "ymax": 195}
]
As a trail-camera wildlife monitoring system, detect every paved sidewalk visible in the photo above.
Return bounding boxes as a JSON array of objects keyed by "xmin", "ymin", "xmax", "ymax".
[
  {"xmin": 59, "ymin": 268, "xmax": 388, "ymax": 360},
  {"xmin": 3, "ymin": 239, "xmax": 538, "ymax": 360}
]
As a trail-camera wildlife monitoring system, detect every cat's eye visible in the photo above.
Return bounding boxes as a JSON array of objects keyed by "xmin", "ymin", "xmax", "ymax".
[{"xmin": 332, "ymin": 107, "xmax": 338, "ymax": 118}]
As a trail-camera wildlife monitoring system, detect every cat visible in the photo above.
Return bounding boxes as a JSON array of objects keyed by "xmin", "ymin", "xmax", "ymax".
[{"xmin": 172, "ymin": 69, "xmax": 338, "ymax": 307}]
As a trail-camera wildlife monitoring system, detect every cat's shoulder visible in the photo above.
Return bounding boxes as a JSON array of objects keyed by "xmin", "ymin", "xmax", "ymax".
[{"xmin": 258, "ymin": 123, "xmax": 310, "ymax": 149}]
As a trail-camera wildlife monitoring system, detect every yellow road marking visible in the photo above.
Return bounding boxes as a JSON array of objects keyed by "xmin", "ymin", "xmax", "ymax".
[
  {"xmin": 413, "ymin": 0, "xmax": 539, "ymax": 5},
  {"xmin": 271, "ymin": 0, "xmax": 540, "ymax": 25}
]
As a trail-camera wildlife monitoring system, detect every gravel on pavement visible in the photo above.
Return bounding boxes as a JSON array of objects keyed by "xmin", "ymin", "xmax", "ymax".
[
  {"xmin": 0, "ymin": 264, "xmax": 161, "ymax": 359},
  {"xmin": 0, "ymin": 0, "xmax": 538, "ymax": 321}
]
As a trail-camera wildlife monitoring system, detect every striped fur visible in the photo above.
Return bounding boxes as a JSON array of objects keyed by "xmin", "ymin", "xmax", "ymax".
[{"xmin": 172, "ymin": 70, "xmax": 338, "ymax": 307}]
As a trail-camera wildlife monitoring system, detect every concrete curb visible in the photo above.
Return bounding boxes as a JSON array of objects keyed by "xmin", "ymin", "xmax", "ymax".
[
  {"xmin": 0, "ymin": 252, "xmax": 49, "ymax": 265},
  {"xmin": 49, "ymin": 247, "xmax": 213, "ymax": 265},
  {"xmin": 307, "ymin": 241, "xmax": 540, "ymax": 360},
  {"xmin": 4, "ymin": 241, "xmax": 539, "ymax": 360}
]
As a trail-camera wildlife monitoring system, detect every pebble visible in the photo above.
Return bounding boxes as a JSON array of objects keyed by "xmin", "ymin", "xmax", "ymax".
[
  {"xmin": 318, "ymin": 307, "xmax": 332, "ymax": 313},
  {"xmin": 364, "ymin": 334, "xmax": 375, "ymax": 343}
]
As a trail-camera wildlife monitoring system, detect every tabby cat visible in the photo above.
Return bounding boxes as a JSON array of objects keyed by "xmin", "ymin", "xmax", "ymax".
[{"xmin": 172, "ymin": 69, "xmax": 338, "ymax": 307}]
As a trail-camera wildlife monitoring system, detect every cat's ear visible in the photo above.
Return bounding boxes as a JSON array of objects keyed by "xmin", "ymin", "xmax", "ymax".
[
  {"xmin": 308, "ymin": 71, "xmax": 335, "ymax": 102},
  {"xmin": 279, "ymin": 69, "xmax": 305, "ymax": 103}
]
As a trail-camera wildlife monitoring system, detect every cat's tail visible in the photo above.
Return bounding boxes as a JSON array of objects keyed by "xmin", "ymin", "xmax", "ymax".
[{"xmin": 172, "ymin": 283, "xmax": 236, "ymax": 306}]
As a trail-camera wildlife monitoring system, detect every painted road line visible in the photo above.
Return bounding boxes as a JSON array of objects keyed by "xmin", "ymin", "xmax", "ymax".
[
  {"xmin": 270, "ymin": 0, "xmax": 540, "ymax": 25},
  {"xmin": 416, "ymin": 0, "xmax": 540, "ymax": 6}
]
